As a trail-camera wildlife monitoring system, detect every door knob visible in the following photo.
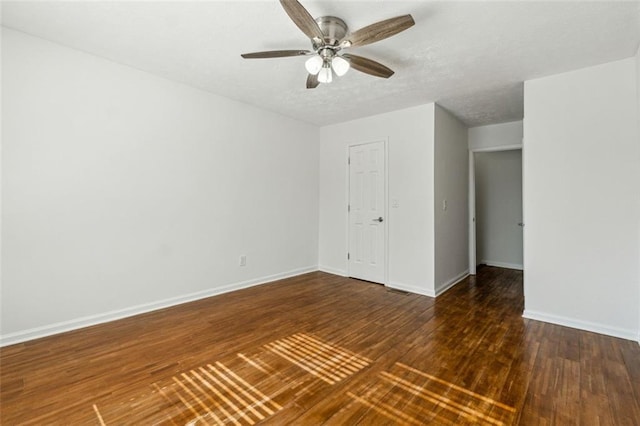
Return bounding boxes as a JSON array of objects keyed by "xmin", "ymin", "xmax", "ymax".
[{"xmin": 372, "ymin": 217, "xmax": 384, "ymax": 222}]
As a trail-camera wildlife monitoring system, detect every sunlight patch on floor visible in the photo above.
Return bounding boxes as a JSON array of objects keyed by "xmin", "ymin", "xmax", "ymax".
[
  {"xmin": 349, "ymin": 362, "xmax": 516, "ymax": 425},
  {"xmin": 92, "ymin": 404, "xmax": 106, "ymax": 426},
  {"xmin": 264, "ymin": 332, "xmax": 371, "ymax": 384},
  {"xmin": 156, "ymin": 361, "xmax": 282, "ymax": 425}
]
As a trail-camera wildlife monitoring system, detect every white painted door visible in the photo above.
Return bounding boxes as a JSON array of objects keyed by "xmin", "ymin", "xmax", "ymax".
[{"xmin": 348, "ymin": 141, "xmax": 386, "ymax": 284}]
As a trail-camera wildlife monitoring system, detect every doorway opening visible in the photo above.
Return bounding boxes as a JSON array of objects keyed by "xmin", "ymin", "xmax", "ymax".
[{"xmin": 469, "ymin": 146, "xmax": 523, "ymax": 275}]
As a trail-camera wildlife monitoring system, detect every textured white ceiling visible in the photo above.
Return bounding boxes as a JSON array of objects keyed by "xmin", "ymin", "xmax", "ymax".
[{"xmin": 2, "ymin": 1, "xmax": 639, "ymax": 127}]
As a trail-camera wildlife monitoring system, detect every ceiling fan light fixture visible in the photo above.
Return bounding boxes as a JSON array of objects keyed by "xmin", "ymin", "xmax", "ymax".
[
  {"xmin": 331, "ymin": 56, "xmax": 350, "ymax": 76},
  {"xmin": 241, "ymin": 1, "xmax": 416, "ymax": 89},
  {"xmin": 317, "ymin": 64, "xmax": 333, "ymax": 84},
  {"xmin": 305, "ymin": 55, "xmax": 323, "ymax": 75}
]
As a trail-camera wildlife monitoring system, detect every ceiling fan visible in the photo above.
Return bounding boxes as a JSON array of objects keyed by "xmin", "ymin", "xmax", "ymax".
[{"xmin": 241, "ymin": 0, "xmax": 415, "ymax": 89}]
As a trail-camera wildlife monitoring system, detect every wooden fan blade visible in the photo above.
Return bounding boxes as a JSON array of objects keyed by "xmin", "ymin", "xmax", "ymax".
[
  {"xmin": 241, "ymin": 50, "xmax": 311, "ymax": 59},
  {"xmin": 279, "ymin": 0, "xmax": 324, "ymax": 41},
  {"xmin": 342, "ymin": 54, "xmax": 394, "ymax": 78},
  {"xmin": 306, "ymin": 73, "xmax": 319, "ymax": 89},
  {"xmin": 346, "ymin": 15, "xmax": 415, "ymax": 47}
]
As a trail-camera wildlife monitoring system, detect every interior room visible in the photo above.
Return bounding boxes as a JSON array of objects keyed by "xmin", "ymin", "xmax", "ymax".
[{"xmin": 1, "ymin": 1, "xmax": 639, "ymax": 424}]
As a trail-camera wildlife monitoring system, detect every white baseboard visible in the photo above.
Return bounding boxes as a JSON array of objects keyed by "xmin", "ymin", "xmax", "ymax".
[
  {"xmin": 317, "ymin": 265, "xmax": 347, "ymax": 277},
  {"xmin": 523, "ymin": 309, "xmax": 638, "ymax": 341},
  {"xmin": 435, "ymin": 270, "xmax": 470, "ymax": 297},
  {"xmin": 386, "ymin": 281, "xmax": 435, "ymax": 298},
  {"xmin": 0, "ymin": 266, "xmax": 318, "ymax": 347},
  {"xmin": 480, "ymin": 260, "xmax": 523, "ymax": 270}
]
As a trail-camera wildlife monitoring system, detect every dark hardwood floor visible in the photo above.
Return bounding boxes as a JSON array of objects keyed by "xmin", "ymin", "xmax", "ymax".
[{"xmin": 1, "ymin": 267, "xmax": 639, "ymax": 425}]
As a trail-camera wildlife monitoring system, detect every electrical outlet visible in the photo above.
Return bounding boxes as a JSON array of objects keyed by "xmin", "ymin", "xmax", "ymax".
[
  {"xmin": 239, "ymin": 255, "xmax": 247, "ymax": 266},
  {"xmin": 443, "ymin": 200, "xmax": 447, "ymax": 211}
]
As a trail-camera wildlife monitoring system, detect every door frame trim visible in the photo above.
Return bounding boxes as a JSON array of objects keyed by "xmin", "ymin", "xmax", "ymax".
[
  {"xmin": 468, "ymin": 143, "xmax": 523, "ymax": 275},
  {"xmin": 346, "ymin": 139, "xmax": 389, "ymax": 285}
]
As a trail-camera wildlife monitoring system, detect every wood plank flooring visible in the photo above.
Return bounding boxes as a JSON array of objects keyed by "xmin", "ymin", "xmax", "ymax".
[{"xmin": 1, "ymin": 267, "xmax": 639, "ymax": 424}]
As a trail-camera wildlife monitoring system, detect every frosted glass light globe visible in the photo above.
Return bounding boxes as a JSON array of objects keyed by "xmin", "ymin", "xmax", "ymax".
[
  {"xmin": 332, "ymin": 56, "xmax": 350, "ymax": 77},
  {"xmin": 305, "ymin": 56, "xmax": 323, "ymax": 75},
  {"xmin": 317, "ymin": 66, "xmax": 333, "ymax": 83}
]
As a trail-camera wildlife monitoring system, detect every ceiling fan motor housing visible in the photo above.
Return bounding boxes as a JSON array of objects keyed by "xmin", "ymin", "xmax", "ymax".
[{"xmin": 312, "ymin": 16, "xmax": 348, "ymax": 50}]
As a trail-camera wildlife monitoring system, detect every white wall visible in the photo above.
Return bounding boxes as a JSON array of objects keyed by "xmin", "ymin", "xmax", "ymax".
[
  {"xmin": 433, "ymin": 105, "xmax": 469, "ymax": 294},
  {"xmin": 1, "ymin": 28, "xmax": 319, "ymax": 345},
  {"xmin": 475, "ymin": 150, "xmax": 523, "ymax": 270},
  {"xmin": 0, "ymin": 28, "xmax": 3, "ymax": 337},
  {"xmin": 318, "ymin": 104, "xmax": 436, "ymax": 295},
  {"xmin": 469, "ymin": 121, "xmax": 522, "ymax": 151},
  {"xmin": 523, "ymin": 57, "xmax": 640, "ymax": 340},
  {"xmin": 636, "ymin": 45, "xmax": 640, "ymax": 343}
]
